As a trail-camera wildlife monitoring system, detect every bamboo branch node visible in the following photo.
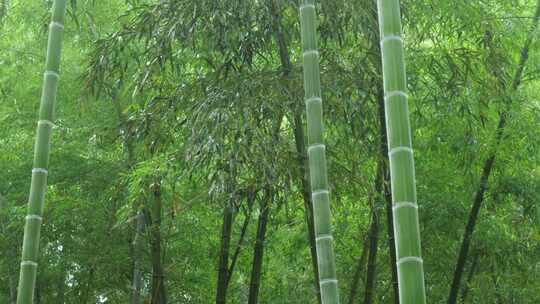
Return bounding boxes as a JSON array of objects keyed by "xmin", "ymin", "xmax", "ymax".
[
  {"xmin": 320, "ymin": 279, "xmax": 338, "ymax": 285},
  {"xmin": 50, "ymin": 21, "xmax": 64, "ymax": 30},
  {"xmin": 303, "ymin": 50, "xmax": 319, "ymax": 57},
  {"xmin": 396, "ymin": 256, "xmax": 423, "ymax": 266},
  {"xmin": 316, "ymin": 234, "xmax": 333, "ymax": 242},
  {"xmin": 44, "ymin": 70, "xmax": 60, "ymax": 78},
  {"xmin": 300, "ymin": 4, "xmax": 315, "ymax": 10},
  {"xmin": 306, "ymin": 96, "xmax": 322, "ymax": 105},
  {"xmin": 384, "ymin": 90, "xmax": 408, "ymax": 100},
  {"xmin": 381, "ymin": 34, "xmax": 404, "ymax": 45},
  {"xmin": 308, "ymin": 143, "xmax": 325, "ymax": 153},
  {"xmin": 392, "ymin": 201, "xmax": 418, "ymax": 211},
  {"xmin": 32, "ymin": 168, "xmax": 49, "ymax": 175},
  {"xmin": 388, "ymin": 146, "xmax": 413, "ymax": 156},
  {"xmin": 20, "ymin": 261, "xmax": 38, "ymax": 267},
  {"xmin": 38, "ymin": 120, "xmax": 55, "ymax": 128},
  {"xmin": 25, "ymin": 215, "xmax": 43, "ymax": 221},
  {"xmin": 312, "ymin": 189, "xmax": 329, "ymax": 197}
]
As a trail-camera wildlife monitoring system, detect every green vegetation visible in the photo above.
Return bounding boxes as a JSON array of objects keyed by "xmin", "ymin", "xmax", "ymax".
[{"xmin": 1, "ymin": 1, "xmax": 540, "ymax": 303}]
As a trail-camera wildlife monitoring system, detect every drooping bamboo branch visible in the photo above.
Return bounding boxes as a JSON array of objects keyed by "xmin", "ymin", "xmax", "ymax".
[
  {"xmin": 299, "ymin": 1, "xmax": 340, "ymax": 303},
  {"xmin": 16, "ymin": 1, "xmax": 67, "ymax": 303},
  {"xmin": 376, "ymin": 1, "xmax": 427, "ymax": 303}
]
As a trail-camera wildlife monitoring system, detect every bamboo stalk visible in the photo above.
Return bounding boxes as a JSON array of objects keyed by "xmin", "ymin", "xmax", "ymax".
[
  {"xmin": 299, "ymin": 1, "xmax": 340, "ymax": 303},
  {"xmin": 16, "ymin": 1, "xmax": 67, "ymax": 303},
  {"xmin": 376, "ymin": 1, "xmax": 426, "ymax": 303}
]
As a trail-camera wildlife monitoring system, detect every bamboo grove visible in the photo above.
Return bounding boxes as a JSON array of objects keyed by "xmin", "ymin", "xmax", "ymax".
[{"xmin": 1, "ymin": 0, "xmax": 540, "ymax": 303}]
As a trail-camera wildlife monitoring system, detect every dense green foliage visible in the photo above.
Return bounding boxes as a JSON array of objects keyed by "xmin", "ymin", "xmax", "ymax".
[{"xmin": 1, "ymin": 1, "xmax": 540, "ymax": 303}]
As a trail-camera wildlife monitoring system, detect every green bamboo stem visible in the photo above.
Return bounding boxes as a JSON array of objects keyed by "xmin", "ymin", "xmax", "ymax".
[
  {"xmin": 376, "ymin": 1, "xmax": 426, "ymax": 303},
  {"xmin": 16, "ymin": 1, "xmax": 67, "ymax": 303},
  {"xmin": 299, "ymin": 1, "xmax": 340, "ymax": 303}
]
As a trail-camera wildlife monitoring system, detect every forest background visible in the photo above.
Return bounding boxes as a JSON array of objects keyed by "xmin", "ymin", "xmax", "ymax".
[{"xmin": 1, "ymin": 0, "xmax": 540, "ymax": 303}]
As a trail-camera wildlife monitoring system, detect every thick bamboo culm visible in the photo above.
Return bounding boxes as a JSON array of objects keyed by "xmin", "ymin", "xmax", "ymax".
[
  {"xmin": 16, "ymin": 1, "xmax": 67, "ymax": 303},
  {"xmin": 299, "ymin": 1, "xmax": 340, "ymax": 303},
  {"xmin": 376, "ymin": 1, "xmax": 427, "ymax": 303},
  {"xmin": 377, "ymin": 0, "xmax": 426, "ymax": 304}
]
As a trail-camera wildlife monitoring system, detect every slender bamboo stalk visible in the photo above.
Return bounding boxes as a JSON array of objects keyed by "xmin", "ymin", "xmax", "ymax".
[
  {"xmin": 1, "ymin": 194, "xmax": 16, "ymax": 304},
  {"xmin": 216, "ymin": 202, "xmax": 234, "ymax": 304},
  {"xmin": 447, "ymin": 2, "xmax": 540, "ymax": 302},
  {"xmin": 226, "ymin": 190, "xmax": 256, "ymax": 285},
  {"xmin": 347, "ymin": 229, "xmax": 369, "ymax": 304},
  {"xmin": 150, "ymin": 180, "xmax": 167, "ymax": 304},
  {"xmin": 299, "ymin": 1, "xmax": 340, "ymax": 303},
  {"xmin": 247, "ymin": 191, "xmax": 271, "ymax": 304},
  {"xmin": 270, "ymin": 1, "xmax": 321, "ymax": 300},
  {"xmin": 376, "ymin": 1, "xmax": 426, "ymax": 303},
  {"xmin": 16, "ymin": 1, "xmax": 67, "ymax": 303},
  {"xmin": 131, "ymin": 210, "xmax": 144, "ymax": 304},
  {"xmin": 364, "ymin": 175, "xmax": 381, "ymax": 304},
  {"xmin": 370, "ymin": 15, "xmax": 400, "ymax": 302}
]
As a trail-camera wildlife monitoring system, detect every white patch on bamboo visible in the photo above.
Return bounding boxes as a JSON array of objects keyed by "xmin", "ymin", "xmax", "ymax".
[
  {"xmin": 303, "ymin": 50, "xmax": 319, "ymax": 57},
  {"xmin": 388, "ymin": 146, "xmax": 413, "ymax": 156},
  {"xmin": 316, "ymin": 234, "xmax": 333, "ymax": 242},
  {"xmin": 44, "ymin": 70, "xmax": 60, "ymax": 78},
  {"xmin": 384, "ymin": 90, "xmax": 408, "ymax": 100},
  {"xmin": 300, "ymin": 4, "xmax": 316, "ymax": 10},
  {"xmin": 392, "ymin": 201, "xmax": 418, "ymax": 211},
  {"xmin": 381, "ymin": 34, "xmax": 403, "ymax": 44},
  {"xmin": 50, "ymin": 21, "xmax": 64, "ymax": 30},
  {"xmin": 306, "ymin": 96, "xmax": 322, "ymax": 105},
  {"xmin": 32, "ymin": 168, "xmax": 48, "ymax": 174},
  {"xmin": 21, "ymin": 261, "xmax": 38, "ymax": 267},
  {"xmin": 396, "ymin": 256, "xmax": 423, "ymax": 266},
  {"xmin": 26, "ymin": 215, "xmax": 43, "ymax": 221},
  {"xmin": 38, "ymin": 120, "xmax": 55, "ymax": 128},
  {"xmin": 320, "ymin": 279, "xmax": 338, "ymax": 285},
  {"xmin": 308, "ymin": 143, "xmax": 325, "ymax": 153},
  {"xmin": 312, "ymin": 189, "xmax": 329, "ymax": 196}
]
